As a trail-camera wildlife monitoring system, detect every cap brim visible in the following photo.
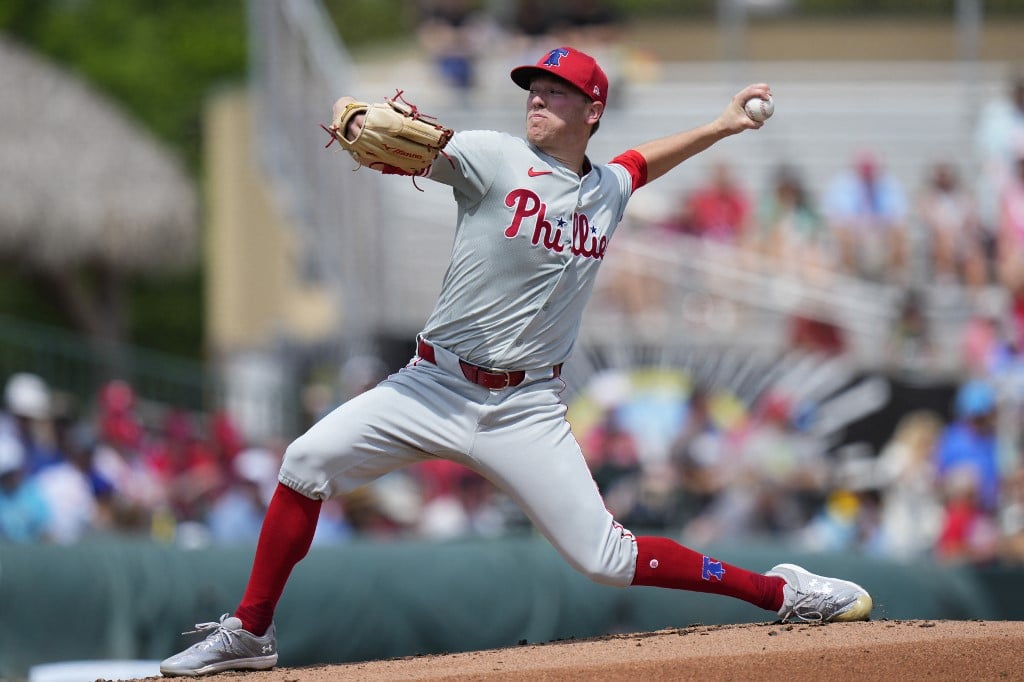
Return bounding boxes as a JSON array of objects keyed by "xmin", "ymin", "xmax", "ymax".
[
  {"xmin": 510, "ymin": 65, "xmax": 547, "ymax": 91},
  {"xmin": 511, "ymin": 66, "xmax": 590, "ymax": 99}
]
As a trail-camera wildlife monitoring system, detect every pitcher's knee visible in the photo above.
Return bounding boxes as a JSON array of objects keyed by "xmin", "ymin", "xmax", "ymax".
[
  {"xmin": 282, "ymin": 435, "xmax": 310, "ymax": 464},
  {"xmin": 278, "ymin": 435, "xmax": 334, "ymax": 499},
  {"xmin": 282, "ymin": 429, "xmax": 342, "ymax": 472},
  {"xmin": 562, "ymin": 539, "xmax": 636, "ymax": 587},
  {"xmin": 574, "ymin": 561, "xmax": 627, "ymax": 586},
  {"xmin": 280, "ymin": 438, "xmax": 310, "ymax": 475}
]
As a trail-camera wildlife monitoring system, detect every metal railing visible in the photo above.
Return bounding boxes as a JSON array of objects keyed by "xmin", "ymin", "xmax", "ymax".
[{"xmin": 0, "ymin": 313, "xmax": 215, "ymax": 414}]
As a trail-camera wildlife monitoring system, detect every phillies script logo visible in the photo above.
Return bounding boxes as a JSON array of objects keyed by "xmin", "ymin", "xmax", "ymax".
[{"xmin": 504, "ymin": 189, "xmax": 607, "ymax": 260}]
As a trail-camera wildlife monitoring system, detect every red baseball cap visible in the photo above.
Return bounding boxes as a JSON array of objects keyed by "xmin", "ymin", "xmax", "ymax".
[{"xmin": 511, "ymin": 46, "xmax": 608, "ymax": 107}]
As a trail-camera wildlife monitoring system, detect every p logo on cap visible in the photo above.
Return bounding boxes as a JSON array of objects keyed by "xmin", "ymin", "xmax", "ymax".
[
  {"xmin": 542, "ymin": 48, "xmax": 570, "ymax": 67},
  {"xmin": 511, "ymin": 46, "xmax": 608, "ymax": 107}
]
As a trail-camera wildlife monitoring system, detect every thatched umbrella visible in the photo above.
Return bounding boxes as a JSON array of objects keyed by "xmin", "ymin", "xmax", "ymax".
[{"xmin": 0, "ymin": 34, "xmax": 198, "ymax": 341}]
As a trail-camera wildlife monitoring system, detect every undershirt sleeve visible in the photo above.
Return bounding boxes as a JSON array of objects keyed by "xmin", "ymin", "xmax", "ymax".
[{"xmin": 609, "ymin": 149, "xmax": 648, "ymax": 193}]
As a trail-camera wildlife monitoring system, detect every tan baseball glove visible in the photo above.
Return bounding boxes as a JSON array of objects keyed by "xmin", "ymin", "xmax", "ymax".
[{"xmin": 321, "ymin": 91, "xmax": 454, "ymax": 177}]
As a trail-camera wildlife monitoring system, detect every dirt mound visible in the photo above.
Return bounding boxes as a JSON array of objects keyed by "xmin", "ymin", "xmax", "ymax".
[{"xmin": 143, "ymin": 620, "xmax": 1024, "ymax": 681}]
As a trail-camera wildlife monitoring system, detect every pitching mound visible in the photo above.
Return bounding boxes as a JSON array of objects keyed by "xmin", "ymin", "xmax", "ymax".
[{"xmin": 143, "ymin": 620, "xmax": 1024, "ymax": 680}]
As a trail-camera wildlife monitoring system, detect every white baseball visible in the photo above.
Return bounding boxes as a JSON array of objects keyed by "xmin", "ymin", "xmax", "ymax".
[{"xmin": 744, "ymin": 95, "xmax": 774, "ymax": 122}]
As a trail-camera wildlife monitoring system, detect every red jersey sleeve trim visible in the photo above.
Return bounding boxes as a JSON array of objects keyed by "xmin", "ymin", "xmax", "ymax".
[{"xmin": 610, "ymin": 149, "xmax": 648, "ymax": 193}]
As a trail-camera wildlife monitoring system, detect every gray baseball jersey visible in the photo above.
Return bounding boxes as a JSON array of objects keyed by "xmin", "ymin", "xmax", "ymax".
[
  {"xmin": 422, "ymin": 130, "xmax": 634, "ymax": 369},
  {"xmin": 279, "ymin": 130, "xmax": 645, "ymax": 587}
]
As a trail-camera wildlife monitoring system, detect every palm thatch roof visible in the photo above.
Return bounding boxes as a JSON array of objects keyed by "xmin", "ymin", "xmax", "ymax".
[{"xmin": 0, "ymin": 34, "xmax": 197, "ymax": 272}]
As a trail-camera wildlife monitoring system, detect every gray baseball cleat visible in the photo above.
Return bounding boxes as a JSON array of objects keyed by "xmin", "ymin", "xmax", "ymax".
[
  {"xmin": 767, "ymin": 563, "xmax": 873, "ymax": 622},
  {"xmin": 160, "ymin": 614, "xmax": 278, "ymax": 677}
]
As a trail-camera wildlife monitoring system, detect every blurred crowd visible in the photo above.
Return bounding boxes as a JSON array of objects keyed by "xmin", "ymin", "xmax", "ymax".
[
  {"xmin": 611, "ymin": 69, "xmax": 1024, "ymax": 332},
  {"xmin": 568, "ymin": 66, "xmax": 1024, "ymax": 567},
  {"xmin": 3, "ymin": 358, "xmax": 1023, "ymax": 570},
  {"xmin": 0, "ymin": 372, "xmax": 273, "ymax": 548},
  {"xmin": 575, "ymin": 371, "xmax": 1024, "ymax": 568},
  {"xmin": 0, "ymin": 368, "xmax": 535, "ymax": 549},
  {"xmin": 3, "ymin": 1, "xmax": 1024, "ymax": 569},
  {"xmin": 636, "ymin": 124, "xmax": 1024, "ymax": 295}
]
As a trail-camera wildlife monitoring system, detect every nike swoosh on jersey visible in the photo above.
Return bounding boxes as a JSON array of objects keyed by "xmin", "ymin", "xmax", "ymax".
[{"xmin": 528, "ymin": 167, "xmax": 553, "ymax": 177}]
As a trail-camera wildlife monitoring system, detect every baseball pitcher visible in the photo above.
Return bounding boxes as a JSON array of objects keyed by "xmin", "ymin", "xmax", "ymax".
[{"xmin": 161, "ymin": 46, "xmax": 872, "ymax": 677}]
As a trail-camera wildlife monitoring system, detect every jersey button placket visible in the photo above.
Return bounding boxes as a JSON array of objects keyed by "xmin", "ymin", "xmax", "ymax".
[{"xmin": 563, "ymin": 181, "xmax": 584, "ymax": 250}]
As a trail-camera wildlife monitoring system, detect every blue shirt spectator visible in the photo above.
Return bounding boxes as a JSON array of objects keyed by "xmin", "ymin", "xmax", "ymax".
[
  {"xmin": 935, "ymin": 380, "xmax": 1001, "ymax": 513},
  {"xmin": 823, "ymin": 151, "xmax": 910, "ymax": 281},
  {"xmin": 0, "ymin": 434, "xmax": 51, "ymax": 543}
]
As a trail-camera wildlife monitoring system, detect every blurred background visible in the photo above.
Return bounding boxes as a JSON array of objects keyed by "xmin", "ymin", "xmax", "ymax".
[{"xmin": 3, "ymin": 0, "xmax": 1024, "ymax": 679}]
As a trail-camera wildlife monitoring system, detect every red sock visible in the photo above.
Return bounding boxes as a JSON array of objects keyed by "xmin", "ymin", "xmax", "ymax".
[
  {"xmin": 234, "ymin": 482, "xmax": 322, "ymax": 635},
  {"xmin": 631, "ymin": 536, "xmax": 784, "ymax": 613}
]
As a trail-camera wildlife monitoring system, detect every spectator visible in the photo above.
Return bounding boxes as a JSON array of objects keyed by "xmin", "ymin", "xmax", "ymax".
[
  {"xmin": 418, "ymin": 468, "xmax": 508, "ymax": 539},
  {"xmin": 91, "ymin": 382, "xmax": 165, "ymax": 534},
  {"xmin": 33, "ymin": 436, "xmax": 101, "ymax": 544},
  {"xmin": 209, "ymin": 410, "xmax": 245, "ymax": 470},
  {"xmin": 995, "ymin": 146, "xmax": 1024, "ymax": 342},
  {"xmin": 823, "ymin": 150, "xmax": 910, "ymax": 282},
  {"xmin": 312, "ymin": 498, "xmax": 354, "ymax": 545},
  {"xmin": 960, "ymin": 288, "xmax": 1008, "ymax": 376},
  {"xmin": 916, "ymin": 160, "xmax": 987, "ymax": 289},
  {"xmin": 935, "ymin": 379, "xmax": 1001, "ymax": 515},
  {"xmin": 96, "ymin": 380, "xmax": 144, "ymax": 459},
  {"xmin": 2, "ymin": 372, "xmax": 61, "ymax": 473},
  {"xmin": 872, "ymin": 410, "xmax": 946, "ymax": 560},
  {"xmin": 581, "ymin": 405, "xmax": 641, "ymax": 499},
  {"xmin": 40, "ymin": 394, "xmax": 116, "ymax": 541},
  {"xmin": 338, "ymin": 486, "xmax": 407, "ymax": 539},
  {"xmin": 998, "ymin": 467, "xmax": 1024, "ymax": 564},
  {"xmin": 681, "ymin": 390, "xmax": 827, "ymax": 545},
  {"xmin": 207, "ymin": 447, "xmax": 280, "ymax": 546},
  {"xmin": 934, "ymin": 464, "xmax": 1001, "ymax": 564},
  {"xmin": 668, "ymin": 161, "xmax": 752, "ymax": 244},
  {"xmin": 416, "ymin": 0, "xmax": 490, "ymax": 104},
  {"xmin": 797, "ymin": 489, "xmax": 874, "ymax": 554},
  {"xmin": 669, "ymin": 385, "xmax": 726, "ymax": 518},
  {"xmin": 974, "ymin": 69, "xmax": 1024, "ymax": 237},
  {"xmin": 887, "ymin": 288, "xmax": 935, "ymax": 375},
  {"xmin": 737, "ymin": 391, "xmax": 829, "ymax": 525},
  {"xmin": 413, "ymin": 457, "xmax": 514, "ymax": 539},
  {"xmin": 144, "ymin": 409, "xmax": 225, "ymax": 524},
  {"xmin": 0, "ymin": 433, "xmax": 51, "ymax": 543},
  {"xmin": 755, "ymin": 165, "xmax": 834, "ymax": 283}
]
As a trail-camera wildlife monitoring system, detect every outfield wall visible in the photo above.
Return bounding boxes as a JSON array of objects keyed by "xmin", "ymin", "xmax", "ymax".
[{"xmin": 1, "ymin": 536, "xmax": 1020, "ymax": 678}]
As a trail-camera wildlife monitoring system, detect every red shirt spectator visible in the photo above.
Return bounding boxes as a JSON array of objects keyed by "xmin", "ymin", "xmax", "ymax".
[{"xmin": 672, "ymin": 162, "xmax": 751, "ymax": 243}]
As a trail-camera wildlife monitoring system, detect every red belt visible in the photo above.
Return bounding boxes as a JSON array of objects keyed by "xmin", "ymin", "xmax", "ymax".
[{"xmin": 416, "ymin": 338, "xmax": 561, "ymax": 390}]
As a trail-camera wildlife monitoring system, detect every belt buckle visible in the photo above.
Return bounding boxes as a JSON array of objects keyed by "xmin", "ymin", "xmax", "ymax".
[{"xmin": 480, "ymin": 365, "xmax": 512, "ymax": 390}]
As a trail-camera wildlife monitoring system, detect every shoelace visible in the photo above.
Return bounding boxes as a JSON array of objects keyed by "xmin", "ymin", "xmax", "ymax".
[{"xmin": 184, "ymin": 614, "xmax": 243, "ymax": 648}]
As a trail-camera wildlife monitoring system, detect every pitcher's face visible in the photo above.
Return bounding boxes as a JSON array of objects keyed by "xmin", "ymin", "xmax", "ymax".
[{"xmin": 525, "ymin": 76, "xmax": 600, "ymax": 148}]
